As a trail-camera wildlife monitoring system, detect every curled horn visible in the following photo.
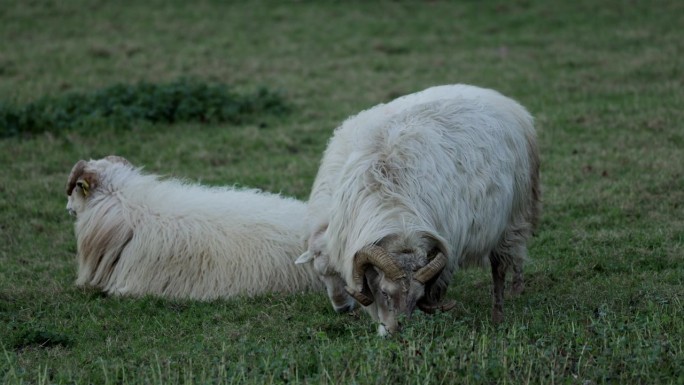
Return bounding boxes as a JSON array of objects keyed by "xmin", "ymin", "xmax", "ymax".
[
  {"xmin": 344, "ymin": 244, "xmax": 405, "ymax": 306},
  {"xmin": 414, "ymin": 252, "xmax": 448, "ymax": 284},
  {"xmin": 66, "ymin": 160, "xmax": 88, "ymax": 196},
  {"xmin": 344, "ymin": 276, "xmax": 374, "ymax": 307},
  {"xmin": 417, "ymin": 299, "xmax": 457, "ymax": 314}
]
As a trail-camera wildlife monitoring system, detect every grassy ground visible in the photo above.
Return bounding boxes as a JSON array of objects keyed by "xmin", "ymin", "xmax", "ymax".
[{"xmin": 1, "ymin": 0, "xmax": 683, "ymax": 383}]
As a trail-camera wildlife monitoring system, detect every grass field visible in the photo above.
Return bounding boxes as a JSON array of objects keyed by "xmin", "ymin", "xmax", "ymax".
[{"xmin": 1, "ymin": 1, "xmax": 683, "ymax": 384}]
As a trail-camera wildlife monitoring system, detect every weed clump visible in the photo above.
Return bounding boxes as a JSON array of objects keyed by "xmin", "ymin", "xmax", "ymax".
[
  {"xmin": 13, "ymin": 330, "xmax": 73, "ymax": 350},
  {"xmin": 0, "ymin": 80, "xmax": 289, "ymax": 138}
]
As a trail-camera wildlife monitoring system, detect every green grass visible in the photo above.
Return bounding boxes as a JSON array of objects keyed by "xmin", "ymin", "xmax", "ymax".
[{"xmin": 1, "ymin": 0, "xmax": 683, "ymax": 384}]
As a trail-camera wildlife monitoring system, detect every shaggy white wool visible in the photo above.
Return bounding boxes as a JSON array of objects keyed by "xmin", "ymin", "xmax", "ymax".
[
  {"xmin": 302, "ymin": 84, "xmax": 540, "ymax": 332},
  {"xmin": 67, "ymin": 157, "xmax": 322, "ymax": 300}
]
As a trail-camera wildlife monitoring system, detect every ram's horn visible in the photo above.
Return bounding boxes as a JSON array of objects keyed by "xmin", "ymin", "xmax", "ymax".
[
  {"xmin": 355, "ymin": 244, "xmax": 405, "ymax": 281},
  {"xmin": 414, "ymin": 252, "xmax": 447, "ymax": 284},
  {"xmin": 66, "ymin": 160, "xmax": 88, "ymax": 196},
  {"xmin": 345, "ymin": 245, "xmax": 405, "ymax": 306},
  {"xmin": 417, "ymin": 299, "xmax": 457, "ymax": 314},
  {"xmin": 344, "ymin": 283, "xmax": 374, "ymax": 307}
]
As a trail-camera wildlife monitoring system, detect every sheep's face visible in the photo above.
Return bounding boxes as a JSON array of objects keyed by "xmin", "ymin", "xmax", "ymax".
[
  {"xmin": 66, "ymin": 184, "xmax": 88, "ymax": 217},
  {"xmin": 65, "ymin": 159, "xmax": 99, "ymax": 218},
  {"xmin": 346, "ymin": 234, "xmax": 451, "ymax": 336},
  {"xmin": 365, "ymin": 244, "xmax": 429, "ymax": 335},
  {"xmin": 296, "ymin": 225, "xmax": 356, "ymax": 313}
]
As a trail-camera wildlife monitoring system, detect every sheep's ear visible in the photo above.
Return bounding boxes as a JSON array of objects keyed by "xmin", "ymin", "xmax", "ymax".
[
  {"xmin": 76, "ymin": 173, "xmax": 98, "ymax": 198},
  {"xmin": 295, "ymin": 251, "xmax": 313, "ymax": 265},
  {"xmin": 76, "ymin": 179, "xmax": 90, "ymax": 197}
]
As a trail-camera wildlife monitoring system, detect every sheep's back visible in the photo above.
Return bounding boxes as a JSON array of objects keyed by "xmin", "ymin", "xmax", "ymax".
[{"xmin": 79, "ymin": 176, "xmax": 320, "ymax": 300}]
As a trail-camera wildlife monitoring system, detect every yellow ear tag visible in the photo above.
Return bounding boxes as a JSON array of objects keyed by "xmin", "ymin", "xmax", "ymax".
[{"xmin": 81, "ymin": 180, "xmax": 90, "ymax": 197}]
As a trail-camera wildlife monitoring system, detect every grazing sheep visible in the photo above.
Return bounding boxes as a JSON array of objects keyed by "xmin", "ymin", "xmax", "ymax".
[
  {"xmin": 296, "ymin": 85, "xmax": 540, "ymax": 335},
  {"xmin": 66, "ymin": 155, "xmax": 322, "ymax": 300}
]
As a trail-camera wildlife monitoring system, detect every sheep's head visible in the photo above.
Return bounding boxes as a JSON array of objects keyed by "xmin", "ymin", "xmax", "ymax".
[
  {"xmin": 65, "ymin": 155, "xmax": 132, "ymax": 217},
  {"xmin": 345, "ymin": 233, "xmax": 455, "ymax": 336},
  {"xmin": 295, "ymin": 224, "xmax": 356, "ymax": 313}
]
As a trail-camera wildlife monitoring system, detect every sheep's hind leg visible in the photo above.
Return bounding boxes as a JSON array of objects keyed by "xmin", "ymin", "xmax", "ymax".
[
  {"xmin": 492, "ymin": 226, "xmax": 529, "ymax": 322},
  {"xmin": 490, "ymin": 253, "xmax": 506, "ymax": 324}
]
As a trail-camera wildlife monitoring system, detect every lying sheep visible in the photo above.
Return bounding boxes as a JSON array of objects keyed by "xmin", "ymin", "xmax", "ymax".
[
  {"xmin": 66, "ymin": 155, "xmax": 321, "ymax": 300},
  {"xmin": 297, "ymin": 84, "xmax": 540, "ymax": 335}
]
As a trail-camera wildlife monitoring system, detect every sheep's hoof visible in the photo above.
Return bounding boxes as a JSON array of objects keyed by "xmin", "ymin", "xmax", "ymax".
[
  {"xmin": 510, "ymin": 281, "xmax": 525, "ymax": 297},
  {"xmin": 491, "ymin": 308, "xmax": 504, "ymax": 324}
]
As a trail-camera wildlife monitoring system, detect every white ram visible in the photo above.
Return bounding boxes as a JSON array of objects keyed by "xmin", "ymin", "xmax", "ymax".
[
  {"xmin": 66, "ymin": 156, "xmax": 321, "ymax": 300},
  {"xmin": 296, "ymin": 84, "xmax": 540, "ymax": 335}
]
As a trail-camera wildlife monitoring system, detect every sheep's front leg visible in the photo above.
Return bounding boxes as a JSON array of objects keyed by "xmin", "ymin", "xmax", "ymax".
[
  {"xmin": 511, "ymin": 262, "xmax": 524, "ymax": 296},
  {"xmin": 490, "ymin": 256, "xmax": 506, "ymax": 324}
]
